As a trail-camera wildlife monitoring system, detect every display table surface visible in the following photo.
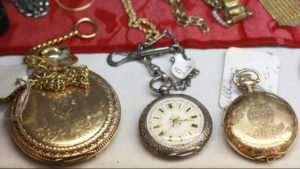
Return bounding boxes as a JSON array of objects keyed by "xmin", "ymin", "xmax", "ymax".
[{"xmin": 0, "ymin": 47, "xmax": 300, "ymax": 168}]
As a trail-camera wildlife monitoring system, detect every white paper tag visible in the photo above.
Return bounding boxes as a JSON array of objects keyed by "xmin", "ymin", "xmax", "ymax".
[
  {"xmin": 220, "ymin": 47, "xmax": 280, "ymax": 112},
  {"xmin": 0, "ymin": 65, "xmax": 28, "ymax": 100},
  {"xmin": 171, "ymin": 53, "xmax": 195, "ymax": 79}
]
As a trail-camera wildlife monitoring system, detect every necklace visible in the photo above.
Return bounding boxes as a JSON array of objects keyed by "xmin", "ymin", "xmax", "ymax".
[
  {"xmin": 107, "ymin": 30, "xmax": 212, "ymax": 159},
  {"xmin": 121, "ymin": 0, "xmax": 209, "ymax": 41},
  {"xmin": 204, "ymin": 0, "xmax": 252, "ymax": 27},
  {"xmin": 224, "ymin": 69, "xmax": 298, "ymax": 162},
  {"xmin": 260, "ymin": 0, "xmax": 300, "ymax": 27},
  {"xmin": 7, "ymin": 18, "xmax": 121, "ymax": 164}
]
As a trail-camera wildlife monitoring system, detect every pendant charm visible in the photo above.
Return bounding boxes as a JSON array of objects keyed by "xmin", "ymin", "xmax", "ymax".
[
  {"xmin": 171, "ymin": 53, "xmax": 195, "ymax": 80},
  {"xmin": 224, "ymin": 69, "xmax": 298, "ymax": 162},
  {"xmin": 139, "ymin": 94, "xmax": 212, "ymax": 159}
]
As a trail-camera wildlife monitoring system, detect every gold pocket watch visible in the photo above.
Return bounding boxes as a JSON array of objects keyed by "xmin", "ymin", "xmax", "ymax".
[
  {"xmin": 108, "ymin": 30, "xmax": 212, "ymax": 159},
  {"xmin": 224, "ymin": 69, "xmax": 298, "ymax": 162},
  {"xmin": 6, "ymin": 18, "xmax": 121, "ymax": 164}
]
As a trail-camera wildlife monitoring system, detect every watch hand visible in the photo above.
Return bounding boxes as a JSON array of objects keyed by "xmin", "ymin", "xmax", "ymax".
[{"xmin": 178, "ymin": 118, "xmax": 192, "ymax": 122}]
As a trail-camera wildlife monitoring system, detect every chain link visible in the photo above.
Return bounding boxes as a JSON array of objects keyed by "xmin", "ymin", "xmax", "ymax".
[
  {"xmin": 138, "ymin": 30, "xmax": 199, "ymax": 95},
  {"xmin": 142, "ymin": 57, "xmax": 199, "ymax": 94},
  {"xmin": 24, "ymin": 30, "xmax": 90, "ymax": 92},
  {"xmin": 23, "ymin": 17, "xmax": 99, "ymax": 92},
  {"xmin": 121, "ymin": 0, "xmax": 160, "ymax": 41},
  {"xmin": 168, "ymin": 0, "xmax": 210, "ymax": 33},
  {"xmin": 203, "ymin": 0, "xmax": 222, "ymax": 8},
  {"xmin": 121, "ymin": 0, "xmax": 209, "ymax": 41}
]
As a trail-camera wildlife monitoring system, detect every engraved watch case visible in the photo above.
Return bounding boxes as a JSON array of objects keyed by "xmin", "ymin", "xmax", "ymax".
[
  {"xmin": 139, "ymin": 94, "xmax": 212, "ymax": 159},
  {"xmin": 224, "ymin": 69, "xmax": 298, "ymax": 162},
  {"xmin": 9, "ymin": 71, "xmax": 121, "ymax": 164}
]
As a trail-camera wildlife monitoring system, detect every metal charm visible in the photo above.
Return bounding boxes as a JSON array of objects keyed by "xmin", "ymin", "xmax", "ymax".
[
  {"xmin": 6, "ymin": 0, "xmax": 49, "ymax": 18},
  {"xmin": 224, "ymin": 69, "xmax": 298, "ymax": 162},
  {"xmin": 108, "ymin": 30, "xmax": 212, "ymax": 159},
  {"xmin": 204, "ymin": 0, "xmax": 252, "ymax": 27},
  {"xmin": 171, "ymin": 53, "xmax": 195, "ymax": 80}
]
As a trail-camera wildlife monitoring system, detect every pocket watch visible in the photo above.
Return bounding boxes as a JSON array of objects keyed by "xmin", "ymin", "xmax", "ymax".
[
  {"xmin": 224, "ymin": 69, "xmax": 298, "ymax": 162},
  {"xmin": 139, "ymin": 94, "xmax": 212, "ymax": 158},
  {"xmin": 5, "ymin": 18, "xmax": 121, "ymax": 164},
  {"xmin": 108, "ymin": 30, "xmax": 212, "ymax": 159}
]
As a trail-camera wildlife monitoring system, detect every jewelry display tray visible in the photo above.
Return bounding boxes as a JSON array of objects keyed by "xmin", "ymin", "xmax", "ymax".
[
  {"xmin": 1, "ymin": 48, "xmax": 300, "ymax": 168},
  {"xmin": 1, "ymin": 0, "xmax": 300, "ymax": 56}
]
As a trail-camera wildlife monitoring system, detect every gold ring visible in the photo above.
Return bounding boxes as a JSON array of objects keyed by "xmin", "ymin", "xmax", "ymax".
[
  {"xmin": 74, "ymin": 18, "xmax": 98, "ymax": 39},
  {"xmin": 55, "ymin": 0, "xmax": 95, "ymax": 12}
]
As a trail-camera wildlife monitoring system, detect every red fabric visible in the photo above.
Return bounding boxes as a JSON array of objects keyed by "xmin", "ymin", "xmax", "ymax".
[{"xmin": 0, "ymin": 0, "xmax": 300, "ymax": 56}]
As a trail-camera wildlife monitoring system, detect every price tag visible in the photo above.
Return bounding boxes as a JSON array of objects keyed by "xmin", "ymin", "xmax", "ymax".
[
  {"xmin": 220, "ymin": 47, "xmax": 280, "ymax": 113},
  {"xmin": 0, "ymin": 65, "xmax": 28, "ymax": 100}
]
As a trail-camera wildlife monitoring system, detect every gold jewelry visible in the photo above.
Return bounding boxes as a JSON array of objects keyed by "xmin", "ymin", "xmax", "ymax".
[
  {"xmin": 167, "ymin": 0, "xmax": 209, "ymax": 33},
  {"xmin": 55, "ymin": 0, "xmax": 95, "ymax": 12},
  {"xmin": 8, "ymin": 17, "xmax": 121, "ymax": 164},
  {"xmin": 10, "ymin": 71, "xmax": 121, "ymax": 164},
  {"xmin": 121, "ymin": 0, "xmax": 209, "ymax": 41},
  {"xmin": 224, "ymin": 69, "xmax": 298, "ymax": 162},
  {"xmin": 24, "ymin": 17, "xmax": 98, "ymax": 91},
  {"xmin": 260, "ymin": 0, "xmax": 300, "ymax": 27},
  {"xmin": 121, "ymin": 0, "xmax": 160, "ymax": 41},
  {"xmin": 204, "ymin": 0, "xmax": 252, "ymax": 27}
]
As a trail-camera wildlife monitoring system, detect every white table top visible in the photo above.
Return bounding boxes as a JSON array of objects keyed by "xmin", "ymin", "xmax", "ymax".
[{"xmin": 1, "ymin": 47, "xmax": 300, "ymax": 168}]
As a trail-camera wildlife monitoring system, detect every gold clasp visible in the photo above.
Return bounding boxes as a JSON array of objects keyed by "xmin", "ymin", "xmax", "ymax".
[
  {"xmin": 233, "ymin": 68, "xmax": 260, "ymax": 92},
  {"xmin": 211, "ymin": 0, "xmax": 252, "ymax": 27}
]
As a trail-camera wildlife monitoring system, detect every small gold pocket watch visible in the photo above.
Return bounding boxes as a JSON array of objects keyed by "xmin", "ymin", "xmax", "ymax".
[
  {"xmin": 6, "ymin": 18, "xmax": 121, "ymax": 164},
  {"xmin": 224, "ymin": 69, "xmax": 298, "ymax": 162}
]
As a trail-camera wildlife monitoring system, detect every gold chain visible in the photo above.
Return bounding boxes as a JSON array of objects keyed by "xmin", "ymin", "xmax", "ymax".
[
  {"xmin": 168, "ymin": 0, "xmax": 209, "ymax": 33},
  {"xmin": 121, "ymin": 0, "xmax": 209, "ymax": 41},
  {"xmin": 24, "ymin": 18, "xmax": 98, "ymax": 92},
  {"xmin": 121, "ymin": 0, "xmax": 160, "ymax": 41},
  {"xmin": 260, "ymin": 0, "xmax": 300, "ymax": 27}
]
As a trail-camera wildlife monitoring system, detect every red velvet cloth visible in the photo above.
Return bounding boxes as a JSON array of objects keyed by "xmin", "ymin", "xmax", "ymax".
[{"xmin": 0, "ymin": 0, "xmax": 300, "ymax": 56}]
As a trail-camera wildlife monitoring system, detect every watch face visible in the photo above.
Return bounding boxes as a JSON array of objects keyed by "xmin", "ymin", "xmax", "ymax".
[{"xmin": 146, "ymin": 96, "xmax": 205, "ymax": 147}]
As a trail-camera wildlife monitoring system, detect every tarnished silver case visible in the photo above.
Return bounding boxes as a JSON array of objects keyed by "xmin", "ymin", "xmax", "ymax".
[{"xmin": 139, "ymin": 94, "xmax": 212, "ymax": 159}]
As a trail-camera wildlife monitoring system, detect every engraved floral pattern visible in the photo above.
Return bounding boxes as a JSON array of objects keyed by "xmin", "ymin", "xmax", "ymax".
[
  {"xmin": 50, "ymin": 96, "xmax": 76, "ymax": 119},
  {"xmin": 247, "ymin": 104, "xmax": 289, "ymax": 139}
]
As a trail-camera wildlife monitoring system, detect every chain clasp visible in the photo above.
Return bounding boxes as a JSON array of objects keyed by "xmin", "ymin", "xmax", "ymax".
[{"xmin": 107, "ymin": 30, "xmax": 182, "ymax": 66}]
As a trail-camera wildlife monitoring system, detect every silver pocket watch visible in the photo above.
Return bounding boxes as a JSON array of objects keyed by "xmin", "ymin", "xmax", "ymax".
[{"xmin": 107, "ymin": 30, "xmax": 212, "ymax": 159}]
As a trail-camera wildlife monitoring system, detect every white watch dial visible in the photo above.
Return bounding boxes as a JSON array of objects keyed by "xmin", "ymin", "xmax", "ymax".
[{"xmin": 146, "ymin": 97, "xmax": 205, "ymax": 147}]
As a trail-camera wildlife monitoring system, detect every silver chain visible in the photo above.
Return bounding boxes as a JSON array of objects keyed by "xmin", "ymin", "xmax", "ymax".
[
  {"xmin": 138, "ymin": 30, "xmax": 199, "ymax": 95},
  {"xmin": 142, "ymin": 56, "xmax": 199, "ymax": 94},
  {"xmin": 107, "ymin": 30, "xmax": 199, "ymax": 95}
]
